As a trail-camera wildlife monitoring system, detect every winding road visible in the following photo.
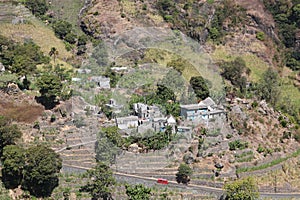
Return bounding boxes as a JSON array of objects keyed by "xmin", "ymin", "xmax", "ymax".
[{"xmin": 62, "ymin": 164, "xmax": 300, "ymax": 199}]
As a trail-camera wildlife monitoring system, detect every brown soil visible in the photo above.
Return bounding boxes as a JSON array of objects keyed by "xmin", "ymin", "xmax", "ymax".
[{"xmin": 0, "ymin": 92, "xmax": 44, "ymax": 123}]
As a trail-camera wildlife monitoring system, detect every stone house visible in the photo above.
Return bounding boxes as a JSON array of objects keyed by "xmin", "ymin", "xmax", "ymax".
[
  {"xmin": 106, "ymin": 99, "xmax": 123, "ymax": 114},
  {"xmin": 0, "ymin": 62, "xmax": 5, "ymax": 72},
  {"xmin": 152, "ymin": 115, "xmax": 176, "ymax": 133},
  {"xmin": 89, "ymin": 76, "xmax": 110, "ymax": 89},
  {"xmin": 177, "ymin": 126, "xmax": 192, "ymax": 134},
  {"xmin": 133, "ymin": 103, "xmax": 162, "ymax": 120},
  {"xmin": 77, "ymin": 68, "xmax": 91, "ymax": 74}
]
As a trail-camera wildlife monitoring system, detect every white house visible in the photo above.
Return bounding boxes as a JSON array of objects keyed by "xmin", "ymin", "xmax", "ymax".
[
  {"xmin": 180, "ymin": 97, "xmax": 226, "ymax": 121},
  {"xmin": 115, "ymin": 116, "xmax": 139, "ymax": 130}
]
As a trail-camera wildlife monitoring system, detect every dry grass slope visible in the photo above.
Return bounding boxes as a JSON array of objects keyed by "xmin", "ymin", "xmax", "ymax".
[{"xmin": 0, "ymin": 18, "xmax": 72, "ymax": 60}]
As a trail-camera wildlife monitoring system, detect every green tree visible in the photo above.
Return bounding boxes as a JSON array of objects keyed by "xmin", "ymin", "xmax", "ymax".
[
  {"xmin": 2, "ymin": 41, "xmax": 49, "ymax": 76},
  {"xmin": 36, "ymin": 73, "xmax": 63, "ymax": 109},
  {"xmin": 80, "ymin": 162, "xmax": 116, "ymax": 200},
  {"xmin": 0, "ymin": 116, "xmax": 22, "ymax": 156},
  {"xmin": 166, "ymin": 58, "xmax": 186, "ymax": 74},
  {"xmin": 52, "ymin": 20, "xmax": 73, "ymax": 39},
  {"xmin": 25, "ymin": 0, "xmax": 48, "ymax": 16},
  {"xmin": 223, "ymin": 177, "xmax": 259, "ymax": 200},
  {"xmin": 221, "ymin": 57, "xmax": 248, "ymax": 93},
  {"xmin": 0, "ymin": 73, "xmax": 18, "ymax": 90},
  {"xmin": 160, "ymin": 69, "xmax": 186, "ymax": 98},
  {"xmin": 176, "ymin": 163, "xmax": 193, "ymax": 184},
  {"xmin": 156, "ymin": 84, "xmax": 176, "ymax": 103},
  {"xmin": 104, "ymin": 67, "xmax": 120, "ymax": 88},
  {"xmin": 101, "ymin": 126, "xmax": 124, "ymax": 147},
  {"xmin": 258, "ymin": 68, "xmax": 280, "ymax": 106},
  {"xmin": 22, "ymin": 145, "xmax": 62, "ymax": 197},
  {"xmin": 165, "ymin": 102, "xmax": 180, "ymax": 117},
  {"xmin": 77, "ymin": 35, "xmax": 88, "ymax": 46},
  {"xmin": 95, "ymin": 131, "xmax": 120, "ymax": 164},
  {"xmin": 125, "ymin": 184, "xmax": 151, "ymax": 200},
  {"xmin": 190, "ymin": 76, "xmax": 210, "ymax": 100},
  {"xmin": 49, "ymin": 47, "xmax": 59, "ymax": 63},
  {"xmin": 64, "ymin": 32, "xmax": 77, "ymax": 44},
  {"xmin": 1, "ymin": 145, "xmax": 25, "ymax": 189}
]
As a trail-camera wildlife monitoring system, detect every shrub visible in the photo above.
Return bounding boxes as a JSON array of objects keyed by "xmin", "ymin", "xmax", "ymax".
[
  {"xmin": 142, "ymin": 4, "xmax": 147, "ymax": 10},
  {"xmin": 282, "ymin": 131, "xmax": 291, "ymax": 139},
  {"xmin": 50, "ymin": 114, "xmax": 56, "ymax": 122},
  {"xmin": 251, "ymin": 101, "xmax": 258, "ymax": 108},
  {"xmin": 226, "ymin": 134, "xmax": 233, "ymax": 139},
  {"xmin": 229, "ymin": 140, "xmax": 248, "ymax": 151},
  {"xmin": 64, "ymin": 33, "xmax": 77, "ymax": 44},
  {"xmin": 256, "ymin": 31, "xmax": 265, "ymax": 41},
  {"xmin": 280, "ymin": 120, "xmax": 288, "ymax": 128},
  {"xmin": 256, "ymin": 145, "xmax": 265, "ymax": 153},
  {"xmin": 25, "ymin": 0, "xmax": 49, "ymax": 16}
]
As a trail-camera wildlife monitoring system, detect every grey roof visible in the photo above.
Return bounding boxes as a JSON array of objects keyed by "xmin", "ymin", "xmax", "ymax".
[
  {"xmin": 90, "ymin": 76, "xmax": 110, "ymax": 82},
  {"xmin": 201, "ymin": 97, "xmax": 216, "ymax": 107},
  {"xmin": 177, "ymin": 126, "xmax": 192, "ymax": 129},
  {"xmin": 180, "ymin": 104, "xmax": 207, "ymax": 110},
  {"xmin": 209, "ymin": 109, "xmax": 226, "ymax": 115},
  {"xmin": 116, "ymin": 116, "xmax": 138, "ymax": 122},
  {"xmin": 153, "ymin": 117, "xmax": 166, "ymax": 122}
]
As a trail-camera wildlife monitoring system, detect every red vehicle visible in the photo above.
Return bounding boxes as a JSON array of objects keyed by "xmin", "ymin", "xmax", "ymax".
[{"xmin": 157, "ymin": 178, "xmax": 169, "ymax": 185}]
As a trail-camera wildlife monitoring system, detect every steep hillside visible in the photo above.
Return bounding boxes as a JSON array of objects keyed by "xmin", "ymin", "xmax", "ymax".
[
  {"xmin": 0, "ymin": 3, "xmax": 72, "ymax": 61},
  {"xmin": 1, "ymin": 0, "xmax": 300, "ymax": 198}
]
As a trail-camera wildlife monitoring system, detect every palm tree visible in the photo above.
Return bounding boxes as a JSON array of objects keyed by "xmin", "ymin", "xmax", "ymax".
[{"xmin": 49, "ymin": 47, "xmax": 59, "ymax": 63}]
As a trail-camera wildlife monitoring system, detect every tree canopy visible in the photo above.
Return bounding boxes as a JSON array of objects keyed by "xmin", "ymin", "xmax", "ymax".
[
  {"xmin": 1, "ymin": 145, "xmax": 25, "ymax": 189},
  {"xmin": 258, "ymin": 68, "xmax": 280, "ymax": 106},
  {"xmin": 80, "ymin": 162, "xmax": 116, "ymax": 200},
  {"xmin": 36, "ymin": 73, "xmax": 63, "ymax": 109},
  {"xmin": 25, "ymin": 0, "xmax": 49, "ymax": 16},
  {"xmin": 52, "ymin": 20, "xmax": 73, "ymax": 40},
  {"xmin": 0, "ymin": 116, "xmax": 22, "ymax": 157},
  {"xmin": 22, "ymin": 145, "xmax": 62, "ymax": 197},
  {"xmin": 0, "ymin": 41, "xmax": 49, "ymax": 76},
  {"xmin": 1, "ymin": 144, "xmax": 62, "ymax": 197},
  {"xmin": 125, "ymin": 184, "xmax": 151, "ymax": 200},
  {"xmin": 176, "ymin": 163, "xmax": 193, "ymax": 184},
  {"xmin": 223, "ymin": 177, "xmax": 259, "ymax": 200},
  {"xmin": 221, "ymin": 57, "xmax": 249, "ymax": 93},
  {"xmin": 190, "ymin": 76, "xmax": 210, "ymax": 100}
]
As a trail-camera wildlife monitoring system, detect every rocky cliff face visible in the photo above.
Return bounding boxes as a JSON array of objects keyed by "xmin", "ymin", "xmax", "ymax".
[
  {"xmin": 80, "ymin": 0, "xmax": 281, "ymax": 66},
  {"xmin": 80, "ymin": 0, "xmax": 167, "ymax": 39}
]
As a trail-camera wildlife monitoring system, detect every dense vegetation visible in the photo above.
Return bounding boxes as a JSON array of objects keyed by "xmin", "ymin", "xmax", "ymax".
[
  {"xmin": 176, "ymin": 163, "xmax": 193, "ymax": 184},
  {"xmin": 263, "ymin": 0, "xmax": 300, "ymax": 70},
  {"xmin": 223, "ymin": 177, "xmax": 259, "ymax": 200},
  {"xmin": 156, "ymin": 0, "xmax": 246, "ymax": 43},
  {"xmin": 1, "ymin": 143, "xmax": 62, "ymax": 197},
  {"xmin": 80, "ymin": 162, "xmax": 116, "ymax": 200},
  {"xmin": 221, "ymin": 57, "xmax": 249, "ymax": 94},
  {"xmin": 208, "ymin": 0, "xmax": 246, "ymax": 43},
  {"xmin": 0, "ymin": 116, "xmax": 22, "ymax": 157},
  {"xmin": 95, "ymin": 126, "xmax": 174, "ymax": 164},
  {"xmin": 0, "ymin": 36, "xmax": 49, "ymax": 78},
  {"xmin": 25, "ymin": 0, "xmax": 48, "ymax": 17},
  {"xmin": 129, "ymin": 84, "xmax": 180, "ymax": 117},
  {"xmin": 190, "ymin": 76, "xmax": 210, "ymax": 100},
  {"xmin": 125, "ymin": 184, "xmax": 152, "ymax": 200}
]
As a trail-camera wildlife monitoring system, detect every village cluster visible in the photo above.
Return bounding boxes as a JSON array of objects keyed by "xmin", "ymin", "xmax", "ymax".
[{"xmin": 74, "ymin": 68, "xmax": 227, "ymax": 135}]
